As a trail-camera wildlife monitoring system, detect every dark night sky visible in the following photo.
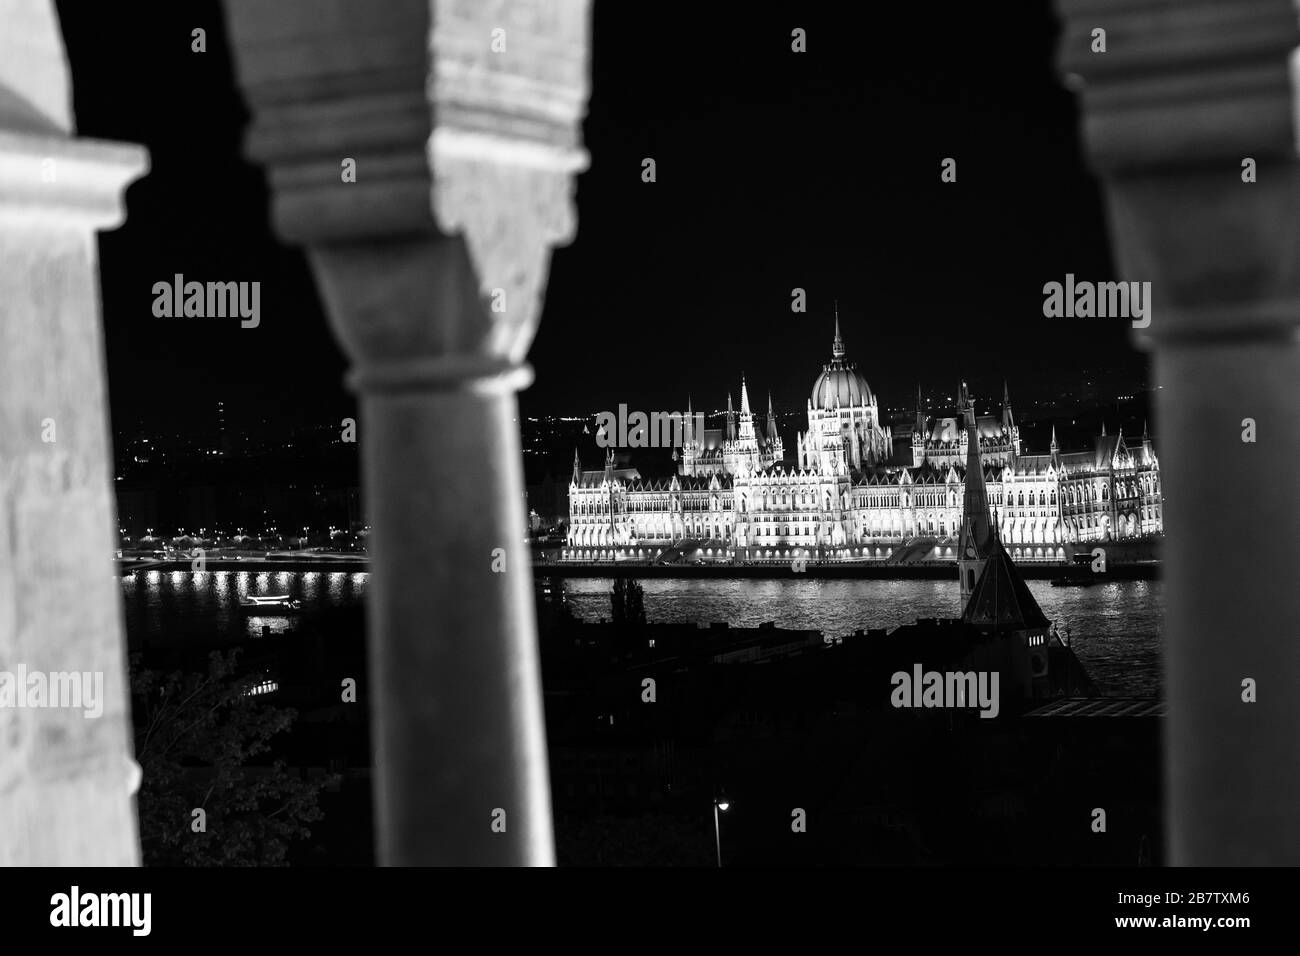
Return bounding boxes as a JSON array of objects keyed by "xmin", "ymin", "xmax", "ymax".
[{"xmin": 57, "ymin": 1, "xmax": 1136, "ymax": 438}]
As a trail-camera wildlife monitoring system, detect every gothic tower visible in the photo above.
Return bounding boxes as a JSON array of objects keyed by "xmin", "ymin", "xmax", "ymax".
[{"xmin": 958, "ymin": 381, "xmax": 995, "ymax": 599}]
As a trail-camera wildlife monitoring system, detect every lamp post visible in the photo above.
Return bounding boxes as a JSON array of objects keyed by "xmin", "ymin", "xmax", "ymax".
[{"xmin": 713, "ymin": 797, "xmax": 730, "ymax": 867}]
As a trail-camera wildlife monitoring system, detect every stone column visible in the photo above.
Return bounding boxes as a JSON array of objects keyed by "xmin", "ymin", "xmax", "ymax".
[
  {"xmin": 222, "ymin": 0, "xmax": 590, "ymax": 865},
  {"xmin": 1057, "ymin": 0, "xmax": 1300, "ymax": 864},
  {"xmin": 0, "ymin": 0, "xmax": 147, "ymax": 864}
]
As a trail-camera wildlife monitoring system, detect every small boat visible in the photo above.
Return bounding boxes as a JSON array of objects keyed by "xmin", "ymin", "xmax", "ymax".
[
  {"xmin": 1051, "ymin": 552, "xmax": 1101, "ymax": 587},
  {"xmin": 239, "ymin": 595, "xmax": 302, "ymax": 614}
]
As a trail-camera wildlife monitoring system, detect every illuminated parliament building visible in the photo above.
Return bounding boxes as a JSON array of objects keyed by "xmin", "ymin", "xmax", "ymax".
[{"xmin": 565, "ymin": 318, "xmax": 1163, "ymax": 564}]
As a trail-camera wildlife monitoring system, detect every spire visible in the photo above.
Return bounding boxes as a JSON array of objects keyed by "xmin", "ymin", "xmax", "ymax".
[
  {"xmin": 1050, "ymin": 423, "xmax": 1058, "ymax": 450},
  {"xmin": 725, "ymin": 392, "xmax": 736, "ymax": 441},
  {"xmin": 737, "ymin": 375, "xmax": 757, "ymax": 443},
  {"xmin": 572, "ymin": 447, "xmax": 582, "ymax": 484},
  {"xmin": 958, "ymin": 380, "xmax": 995, "ymax": 597},
  {"xmin": 766, "ymin": 391, "xmax": 779, "ymax": 442},
  {"xmin": 1143, "ymin": 418, "xmax": 1149, "ymax": 440},
  {"xmin": 1002, "ymin": 379, "xmax": 1014, "ymax": 430},
  {"xmin": 1101, "ymin": 420, "xmax": 1107, "ymax": 437},
  {"xmin": 915, "ymin": 382, "xmax": 926, "ymax": 435},
  {"xmin": 831, "ymin": 302, "xmax": 845, "ymax": 361}
]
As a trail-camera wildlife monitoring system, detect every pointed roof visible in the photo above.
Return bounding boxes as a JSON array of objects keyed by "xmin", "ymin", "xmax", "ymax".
[
  {"xmin": 832, "ymin": 303, "xmax": 845, "ymax": 360},
  {"xmin": 958, "ymin": 382, "xmax": 995, "ymax": 561},
  {"xmin": 740, "ymin": 375, "xmax": 752, "ymax": 416},
  {"xmin": 961, "ymin": 536, "xmax": 1050, "ymax": 632}
]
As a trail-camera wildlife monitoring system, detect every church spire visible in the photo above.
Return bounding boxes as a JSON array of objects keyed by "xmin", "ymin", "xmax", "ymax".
[
  {"xmin": 766, "ymin": 392, "xmax": 779, "ymax": 442},
  {"xmin": 958, "ymin": 380, "xmax": 995, "ymax": 600},
  {"xmin": 1002, "ymin": 379, "xmax": 1014, "ymax": 431}
]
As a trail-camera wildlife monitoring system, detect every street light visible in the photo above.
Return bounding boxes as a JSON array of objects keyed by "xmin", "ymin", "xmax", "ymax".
[{"xmin": 713, "ymin": 796, "xmax": 730, "ymax": 867}]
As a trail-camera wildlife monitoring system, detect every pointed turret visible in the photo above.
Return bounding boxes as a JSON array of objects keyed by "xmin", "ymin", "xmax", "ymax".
[
  {"xmin": 572, "ymin": 447, "xmax": 582, "ymax": 484},
  {"xmin": 766, "ymin": 392, "xmax": 779, "ymax": 442},
  {"xmin": 738, "ymin": 375, "xmax": 756, "ymax": 443},
  {"xmin": 962, "ymin": 534, "xmax": 1050, "ymax": 633},
  {"xmin": 915, "ymin": 382, "xmax": 926, "ymax": 435},
  {"xmin": 958, "ymin": 381, "xmax": 995, "ymax": 600},
  {"xmin": 832, "ymin": 302, "xmax": 845, "ymax": 361},
  {"xmin": 1050, "ymin": 423, "xmax": 1060, "ymax": 466},
  {"xmin": 1002, "ymin": 380, "xmax": 1015, "ymax": 431},
  {"xmin": 725, "ymin": 392, "xmax": 737, "ymax": 441}
]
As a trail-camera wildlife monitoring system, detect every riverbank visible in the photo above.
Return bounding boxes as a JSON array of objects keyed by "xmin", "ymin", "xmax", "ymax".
[
  {"xmin": 118, "ymin": 555, "xmax": 1159, "ymax": 580},
  {"xmin": 538, "ymin": 561, "xmax": 1159, "ymax": 580}
]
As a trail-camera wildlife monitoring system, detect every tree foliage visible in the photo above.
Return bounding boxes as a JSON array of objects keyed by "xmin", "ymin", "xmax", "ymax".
[{"xmin": 129, "ymin": 649, "xmax": 333, "ymax": 866}]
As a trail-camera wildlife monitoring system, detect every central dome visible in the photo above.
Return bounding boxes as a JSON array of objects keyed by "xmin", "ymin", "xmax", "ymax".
[
  {"xmin": 810, "ymin": 314, "xmax": 873, "ymax": 409},
  {"xmin": 811, "ymin": 363, "xmax": 873, "ymax": 409}
]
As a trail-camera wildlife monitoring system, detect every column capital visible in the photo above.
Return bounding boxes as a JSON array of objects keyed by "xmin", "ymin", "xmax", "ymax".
[
  {"xmin": 1056, "ymin": 0, "xmax": 1300, "ymax": 344},
  {"xmin": 0, "ymin": 131, "xmax": 147, "ymax": 229},
  {"xmin": 224, "ymin": 0, "xmax": 591, "ymax": 372}
]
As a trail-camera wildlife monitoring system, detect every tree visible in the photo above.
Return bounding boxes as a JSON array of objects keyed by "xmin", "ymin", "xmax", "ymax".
[
  {"xmin": 129, "ymin": 649, "xmax": 334, "ymax": 866},
  {"xmin": 609, "ymin": 577, "xmax": 645, "ymax": 627}
]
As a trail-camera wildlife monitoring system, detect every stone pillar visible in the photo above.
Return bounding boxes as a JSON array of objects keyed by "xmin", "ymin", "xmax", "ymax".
[
  {"xmin": 0, "ymin": 0, "xmax": 147, "ymax": 864},
  {"xmin": 1057, "ymin": 0, "xmax": 1300, "ymax": 864},
  {"xmin": 222, "ymin": 0, "xmax": 590, "ymax": 865}
]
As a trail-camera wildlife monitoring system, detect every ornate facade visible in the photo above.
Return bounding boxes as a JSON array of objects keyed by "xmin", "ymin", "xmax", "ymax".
[{"xmin": 566, "ymin": 321, "xmax": 1163, "ymax": 563}]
